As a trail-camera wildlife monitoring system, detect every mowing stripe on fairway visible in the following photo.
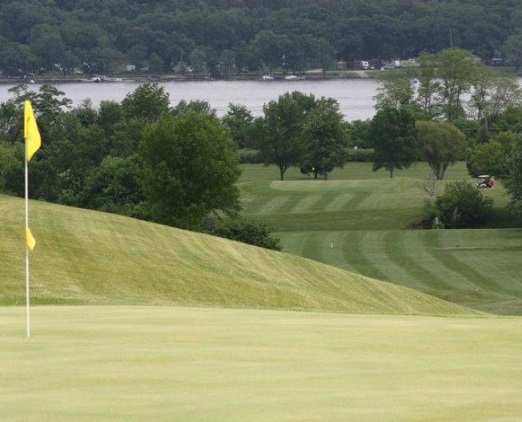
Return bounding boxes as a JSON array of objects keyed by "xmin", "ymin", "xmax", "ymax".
[
  {"xmin": 355, "ymin": 192, "xmax": 425, "ymax": 210},
  {"xmin": 277, "ymin": 228, "xmax": 522, "ymax": 314},
  {"xmin": 362, "ymin": 231, "xmax": 427, "ymax": 290},
  {"xmin": 341, "ymin": 191, "xmax": 372, "ymax": 210},
  {"xmin": 405, "ymin": 230, "xmax": 469, "ymax": 290},
  {"xmin": 257, "ymin": 195, "xmax": 291, "ymax": 215},
  {"xmin": 383, "ymin": 230, "xmax": 452, "ymax": 291},
  {"xmin": 429, "ymin": 232, "xmax": 510, "ymax": 294},
  {"xmin": 290, "ymin": 194, "xmax": 323, "ymax": 214},
  {"xmin": 324, "ymin": 193, "xmax": 354, "ymax": 212},
  {"xmin": 338, "ymin": 231, "xmax": 386, "ymax": 278}
]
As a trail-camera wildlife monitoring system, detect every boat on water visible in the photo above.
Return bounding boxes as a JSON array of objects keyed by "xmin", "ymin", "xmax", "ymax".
[{"xmin": 78, "ymin": 76, "xmax": 123, "ymax": 83}]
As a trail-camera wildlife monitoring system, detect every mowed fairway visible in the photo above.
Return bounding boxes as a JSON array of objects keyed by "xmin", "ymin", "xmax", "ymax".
[
  {"xmin": 2, "ymin": 306, "xmax": 522, "ymax": 422},
  {"xmin": 240, "ymin": 163, "xmax": 522, "ymax": 315}
]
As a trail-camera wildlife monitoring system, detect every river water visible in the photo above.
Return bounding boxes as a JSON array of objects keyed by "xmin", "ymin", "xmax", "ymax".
[{"xmin": 0, "ymin": 79, "xmax": 379, "ymax": 121}]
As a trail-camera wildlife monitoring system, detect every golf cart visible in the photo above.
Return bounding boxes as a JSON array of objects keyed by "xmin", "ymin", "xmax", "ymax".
[{"xmin": 477, "ymin": 175, "xmax": 495, "ymax": 188}]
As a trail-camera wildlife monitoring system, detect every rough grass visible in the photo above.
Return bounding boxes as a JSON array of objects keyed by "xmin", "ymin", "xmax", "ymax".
[
  {"xmin": 239, "ymin": 162, "xmax": 522, "ymax": 314},
  {"xmin": 0, "ymin": 194, "xmax": 473, "ymax": 316},
  {"xmin": 2, "ymin": 306, "xmax": 521, "ymax": 422}
]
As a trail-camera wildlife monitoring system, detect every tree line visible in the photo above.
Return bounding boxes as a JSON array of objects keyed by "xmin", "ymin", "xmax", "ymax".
[
  {"xmin": 2, "ymin": 0, "xmax": 522, "ymax": 78},
  {"xmin": 1, "ymin": 47, "xmax": 521, "ymax": 243}
]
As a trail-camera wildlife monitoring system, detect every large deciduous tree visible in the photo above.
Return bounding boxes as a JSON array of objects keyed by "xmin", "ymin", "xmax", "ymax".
[
  {"xmin": 299, "ymin": 97, "xmax": 347, "ymax": 179},
  {"xmin": 369, "ymin": 107, "xmax": 417, "ymax": 178},
  {"xmin": 416, "ymin": 120, "xmax": 467, "ymax": 180},
  {"xmin": 139, "ymin": 108, "xmax": 241, "ymax": 229},
  {"xmin": 222, "ymin": 103, "xmax": 255, "ymax": 149},
  {"xmin": 121, "ymin": 83, "xmax": 170, "ymax": 123},
  {"xmin": 436, "ymin": 48, "xmax": 477, "ymax": 122},
  {"xmin": 259, "ymin": 91, "xmax": 316, "ymax": 180},
  {"xmin": 468, "ymin": 66, "xmax": 522, "ymax": 136},
  {"xmin": 415, "ymin": 52, "xmax": 442, "ymax": 118},
  {"xmin": 374, "ymin": 71, "xmax": 415, "ymax": 112}
]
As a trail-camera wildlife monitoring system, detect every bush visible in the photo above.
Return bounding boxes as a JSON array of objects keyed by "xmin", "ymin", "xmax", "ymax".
[
  {"xmin": 205, "ymin": 217, "xmax": 281, "ymax": 250},
  {"xmin": 237, "ymin": 148, "xmax": 263, "ymax": 164},
  {"xmin": 433, "ymin": 180, "xmax": 493, "ymax": 228},
  {"xmin": 344, "ymin": 148, "xmax": 375, "ymax": 162}
]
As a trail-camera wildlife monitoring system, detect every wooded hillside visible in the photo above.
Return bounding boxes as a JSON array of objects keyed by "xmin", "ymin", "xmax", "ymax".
[{"xmin": 0, "ymin": 0, "xmax": 520, "ymax": 77}]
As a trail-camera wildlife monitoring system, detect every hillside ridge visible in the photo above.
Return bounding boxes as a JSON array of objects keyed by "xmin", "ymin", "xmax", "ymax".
[{"xmin": 0, "ymin": 194, "xmax": 479, "ymax": 316}]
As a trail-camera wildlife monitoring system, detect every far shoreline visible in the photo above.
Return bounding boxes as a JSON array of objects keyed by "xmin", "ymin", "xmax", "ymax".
[{"xmin": 0, "ymin": 70, "xmax": 377, "ymax": 85}]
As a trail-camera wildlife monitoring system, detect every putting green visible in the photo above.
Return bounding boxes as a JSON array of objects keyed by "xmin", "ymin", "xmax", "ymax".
[{"xmin": 2, "ymin": 306, "xmax": 521, "ymax": 421}]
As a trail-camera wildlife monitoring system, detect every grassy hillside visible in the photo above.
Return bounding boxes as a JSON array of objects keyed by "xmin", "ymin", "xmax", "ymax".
[
  {"xmin": 0, "ymin": 194, "xmax": 474, "ymax": 316},
  {"xmin": 239, "ymin": 162, "xmax": 522, "ymax": 315}
]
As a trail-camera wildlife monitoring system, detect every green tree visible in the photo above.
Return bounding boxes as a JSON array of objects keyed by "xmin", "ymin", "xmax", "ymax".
[
  {"xmin": 436, "ymin": 49, "xmax": 477, "ymax": 122},
  {"xmin": 300, "ymin": 97, "xmax": 347, "ymax": 179},
  {"xmin": 206, "ymin": 217, "xmax": 281, "ymax": 251},
  {"xmin": 369, "ymin": 107, "xmax": 417, "ymax": 178},
  {"xmin": 415, "ymin": 52, "xmax": 442, "ymax": 118},
  {"xmin": 246, "ymin": 30, "xmax": 289, "ymax": 72},
  {"xmin": 29, "ymin": 24, "xmax": 66, "ymax": 71},
  {"xmin": 467, "ymin": 132, "xmax": 515, "ymax": 177},
  {"xmin": 416, "ymin": 120, "xmax": 467, "ymax": 180},
  {"xmin": 259, "ymin": 91, "xmax": 316, "ymax": 180},
  {"xmin": 434, "ymin": 180, "xmax": 493, "ymax": 228},
  {"xmin": 121, "ymin": 83, "xmax": 170, "ymax": 123},
  {"xmin": 79, "ymin": 155, "xmax": 143, "ymax": 216},
  {"xmin": 189, "ymin": 47, "xmax": 209, "ymax": 74},
  {"xmin": 222, "ymin": 103, "xmax": 255, "ymax": 149},
  {"xmin": 346, "ymin": 119, "xmax": 371, "ymax": 149},
  {"xmin": 0, "ymin": 140, "xmax": 23, "ymax": 194},
  {"xmin": 374, "ymin": 71, "xmax": 415, "ymax": 112},
  {"xmin": 468, "ymin": 67, "xmax": 522, "ymax": 136},
  {"xmin": 501, "ymin": 133, "xmax": 522, "ymax": 213},
  {"xmin": 502, "ymin": 33, "xmax": 522, "ymax": 73},
  {"xmin": 139, "ymin": 109, "xmax": 241, "ymax": 229}
]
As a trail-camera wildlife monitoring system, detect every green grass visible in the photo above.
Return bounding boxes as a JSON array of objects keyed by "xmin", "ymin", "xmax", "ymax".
[
  {"xmin": 2, "ymin": 306, "xmax": 521, "ymax": 421},
  {"xmin": 239, "ymin": 162, "xmax": 522, "ymax": 314},
  {"xmin": 1, "ymin": 163, "xmax": 521, "ymax": 421},
  {"xmin": 0, "ymin": 194, "xmax": 471, "ymax": 316}
]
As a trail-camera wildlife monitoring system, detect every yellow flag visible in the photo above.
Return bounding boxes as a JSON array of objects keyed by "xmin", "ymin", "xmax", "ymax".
[
  {"xmin": 25, "ymin": 227, "xmax": 36, "ymax": 250},
  {"xmin": 24, "ymin": 100, "xmax": 41, "ymax": 161}
]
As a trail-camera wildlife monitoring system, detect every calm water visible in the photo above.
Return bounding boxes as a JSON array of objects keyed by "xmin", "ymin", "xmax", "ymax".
[{"xmin": 0, "ymin": 79, "xmax": 379, "ymax": 121}]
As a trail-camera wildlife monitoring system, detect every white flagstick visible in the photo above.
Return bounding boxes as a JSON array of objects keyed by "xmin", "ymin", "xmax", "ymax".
[{"xmin": 24, "ymin": 149, "xmax": 31, "ymax": 338}]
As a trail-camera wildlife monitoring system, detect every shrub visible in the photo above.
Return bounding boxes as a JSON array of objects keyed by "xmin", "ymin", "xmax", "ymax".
[
  {"xmin": 344, "ymin": 148, "xmax": 375, "ymax": 162},
  {"xmin": 205, "ymin": 217, "xmax": 281, "ymax": 250},
  {"xmin": 433, "ymin": 180, "xmax": 493, "ymax": 228},
  {"xmin": 237, "ymin": 148, "xmax": 263, "ymax": 164}
]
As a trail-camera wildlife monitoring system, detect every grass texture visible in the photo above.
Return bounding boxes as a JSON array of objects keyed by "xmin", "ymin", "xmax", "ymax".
[
  {"xmin": 2, "ymin": 306, "xmax": 521, "ymax": 421},
  {"xmin": 239, "ymin": 163, "xmax": 522, "ymax": 314},
  {"xmin": 0, "ymin": 194, "xmax": 471, "ymax": 316}
]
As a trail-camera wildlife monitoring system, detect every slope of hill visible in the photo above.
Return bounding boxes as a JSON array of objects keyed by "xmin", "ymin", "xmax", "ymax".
[{"xmin": 0, "ymin": 195, "xmax": 477, "ymax": 316}]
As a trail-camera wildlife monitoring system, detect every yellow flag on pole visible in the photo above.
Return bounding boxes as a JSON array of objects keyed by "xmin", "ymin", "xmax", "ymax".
[
  {"xmin": 24, "ymin": 100, "xmax": 41, "ymax": 161},
  {"xmin": 25, "ymin": 227, "xmax": 36, "ymax": 250}
]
